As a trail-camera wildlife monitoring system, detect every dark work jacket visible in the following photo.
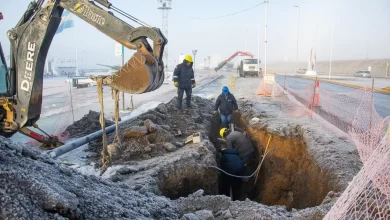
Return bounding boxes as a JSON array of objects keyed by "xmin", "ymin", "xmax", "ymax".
[
  {"xmin": 226, "ymin": 131, "xmax": 255, "ymax": 159},
  {"xmin": 173, "ymin": 60, "xmax": 195, "ymax": 89},
  {"xmin": 214, "ymin": 92, "xmax": 238, "ymax": 115},
  {"xmin": 220, "ymin": 148, "xmax": 245, "ymax": 175}
]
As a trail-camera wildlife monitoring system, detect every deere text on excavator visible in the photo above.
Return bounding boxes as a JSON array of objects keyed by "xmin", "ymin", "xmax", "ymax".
[{"xmin": 0, "ymin": 0, "xmax": 167, "ymax": 148}]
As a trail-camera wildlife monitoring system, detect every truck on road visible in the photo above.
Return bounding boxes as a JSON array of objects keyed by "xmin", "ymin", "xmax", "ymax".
[{"xmin": 238, "ymin": 59, "xmax": 261, "ymax": 78}]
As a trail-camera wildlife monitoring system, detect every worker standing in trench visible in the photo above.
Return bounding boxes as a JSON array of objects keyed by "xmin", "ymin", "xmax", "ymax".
[
  {"xmin": 214, "ymin": 86, "xmax": 238, "ymax": 128},
  {"xmin": 173, "ymin": 55, "xmax": 196, "ymax": 113},
  {"xmin": 219, "ymin": 147, "xmax": 245, "ymax": 200},
  {"xmin": 218, "ymin": 128, "xmax": 256, "ymax": 200}
]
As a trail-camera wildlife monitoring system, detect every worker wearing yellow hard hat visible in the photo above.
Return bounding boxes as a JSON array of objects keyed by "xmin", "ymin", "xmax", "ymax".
[
  {"xmin": 219, "ymin": 128, "xmax": 255, "ymax": 165},
  {"xmin": 173, "ymin": 55, "xmax": 196, "ymax": 113}
]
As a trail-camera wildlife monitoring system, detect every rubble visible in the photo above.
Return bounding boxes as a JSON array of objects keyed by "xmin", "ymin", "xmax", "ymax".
[{"xmin": 123, "ymin": 126, "xmax": 149, "ymax": 138}]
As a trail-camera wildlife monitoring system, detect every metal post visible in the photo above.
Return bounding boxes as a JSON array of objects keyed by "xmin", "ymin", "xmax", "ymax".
[
  {"xmin": 293, "ymin": 5, "xmax": 300, "ymax": 62},
  {"xmin": 264, "ymin": 0, "xmax": 268, "ymax": 77},
  {"xmin": 122, "ymin": 45, "xmax": 125, "ymax": 110},
  {"xmin": 245, "ymin": 29, "xmax": 248, "ymax": 52},
  {"xmin": 283, "ymin": 73, "xmax": 287, "ymax": 94},
  {"xmin": 369, "ymin": 78, "xmax": 374, "ymax": 146},
  {"xmin": 329, "ymin": 24, "xmax": 334, "ymax": 80},
  {"xmin": 257, "ymin": 24, "xmax": 260, "ymax": 77},
  {"xmin": 192, "ymin": 50, "xmax": 198, "ymax": 72},
  {"xmin": 310, "ymin": 77, "xmax": 318, "ymax": 122},
  {"xmin": 386, "ymin": 62, "xmax": 389, "ymax": 77}
]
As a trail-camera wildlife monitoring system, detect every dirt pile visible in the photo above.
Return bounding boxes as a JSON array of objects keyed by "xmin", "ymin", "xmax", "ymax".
[
  {"xmin": 0, "ymin": 137, "xmax": 179, "ymax": 219},
  {"xmin": 88, "ymin": 96, "xmax": 215, "ymax": 164},
  {"xmin": 88, "ymin": 96, "xmax": 219, "ymax": 199},
  {"xmin": 62, "ymin": 110, "xmax": 114, "ymax": 138}
]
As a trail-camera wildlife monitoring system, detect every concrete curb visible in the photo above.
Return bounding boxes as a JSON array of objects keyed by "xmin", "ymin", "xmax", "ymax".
[{"xmin": 295, "ymin": 76, "xmax": 390, "ymax": 95}]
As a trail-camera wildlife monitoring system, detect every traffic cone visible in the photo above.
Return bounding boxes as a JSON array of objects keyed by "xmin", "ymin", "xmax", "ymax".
[{"xmin": 314, "ymin": 80, "xmax": 320, "ymax": 106}]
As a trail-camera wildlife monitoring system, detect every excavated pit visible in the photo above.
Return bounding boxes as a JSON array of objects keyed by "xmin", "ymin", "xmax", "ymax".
[
  {"xmin": 232, "ymin": 114, "xmax": 333, "ymax": 209},
  {"xmin": 208, "ymin": 112, "xmax": 333, "ymax": 210},
  {"xmin": 64, "ymin": 97, "xmax": 334, "ymax": 210}
]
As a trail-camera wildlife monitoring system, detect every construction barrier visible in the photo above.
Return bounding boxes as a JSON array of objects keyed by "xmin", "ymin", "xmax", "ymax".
[
  {"xmin": 271, "ymin": 78, "xmax": 390, "ymax": 219},
  {"xmin": 255, "ymin": 73, "xmax": 282, "ymax": 97}
]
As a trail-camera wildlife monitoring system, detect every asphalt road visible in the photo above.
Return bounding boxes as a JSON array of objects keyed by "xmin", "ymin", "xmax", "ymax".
[{"xmin": 276, "ymin": 76, "xmax": 390, "ymax": 118}]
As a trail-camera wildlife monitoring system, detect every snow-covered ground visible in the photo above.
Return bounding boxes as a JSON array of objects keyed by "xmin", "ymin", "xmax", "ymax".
[{"xmin": 11, "ymin": 70, "xmax": 217, "ymax": 143}]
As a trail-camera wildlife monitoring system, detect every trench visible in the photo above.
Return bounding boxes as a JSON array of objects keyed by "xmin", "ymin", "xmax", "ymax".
[{"xmin": 207, "ymin": 113, "xmax": 333, "ymax": 210}]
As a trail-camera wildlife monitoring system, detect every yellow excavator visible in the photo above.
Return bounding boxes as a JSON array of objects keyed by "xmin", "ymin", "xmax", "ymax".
[{"xmin": 0, "ymin": 0, "xmax": 167, "ymax": 148}]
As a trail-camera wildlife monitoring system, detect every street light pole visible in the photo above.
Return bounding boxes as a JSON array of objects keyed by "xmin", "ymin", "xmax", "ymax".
[
  {"xmin": 293, "ymin": 5, "xmax": 300, "ymax": 73},
  {"xmin": 264, "ymin": 1, "xmax": 268, "ymax": 76},
  {"xmin": 245, "ymin": 29, "xmax": 248, "ymax": 51},
  {"xmin": 192, "ymin": 49, "xmax": 198, "ymax": 71},
  {"xmin": 329, "ymin": 24, "xmax": 334, "ymax": 80},
  {"xmin": 293, "ymin": 5, "xmax": 300, "ymax": 62}
]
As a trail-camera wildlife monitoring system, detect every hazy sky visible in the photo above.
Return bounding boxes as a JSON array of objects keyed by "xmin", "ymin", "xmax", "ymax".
[{"xmin": 1, "ymin": 0, "xmax": 389, "ymax": 68}]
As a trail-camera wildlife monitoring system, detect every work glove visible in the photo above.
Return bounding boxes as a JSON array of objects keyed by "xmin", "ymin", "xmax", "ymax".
[
  {"xmin": 213, "ymin": 111, "xmax": 218, "ymax": 116},
  {"xmin": 192, "ymin": 83, "xmax": 196, "ymax": 88},
  {"xmin": 174, "ymin": 82, "xmax": 179, "ymax": 87},
  {"xmin": 234, "ymin": 110, "xmax": 239, "ymax": 113}
]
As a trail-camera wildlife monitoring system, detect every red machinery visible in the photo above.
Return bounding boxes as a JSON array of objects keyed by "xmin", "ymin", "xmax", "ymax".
[{"xmin": 214, "ymin": 51, "xmax": 254, "ymax": 72}]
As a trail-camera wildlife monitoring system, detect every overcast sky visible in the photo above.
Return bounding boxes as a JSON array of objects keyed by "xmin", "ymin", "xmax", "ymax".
[{"xmin": 1, "ymin": 0, "xmax": 389, "ymax": 68}]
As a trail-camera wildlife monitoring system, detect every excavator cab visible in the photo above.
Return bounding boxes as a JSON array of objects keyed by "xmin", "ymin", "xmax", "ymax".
[{"xmin": 0, "ymin": 42, "xmax": 8, "ymax": 95}]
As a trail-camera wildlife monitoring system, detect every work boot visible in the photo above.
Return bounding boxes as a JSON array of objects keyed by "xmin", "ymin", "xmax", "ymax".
[{"xmin": 177, "ymin": 108, "xmax": 183, "ymax": 113}]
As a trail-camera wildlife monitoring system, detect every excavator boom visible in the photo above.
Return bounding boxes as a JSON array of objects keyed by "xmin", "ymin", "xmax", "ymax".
[
  {"xmin": 214, "ymin": 51, "xmax": 254, "ymax": 72},
  {"xmin": 0, "ymin": 0, "xmax": 167, "ymax": 146}
]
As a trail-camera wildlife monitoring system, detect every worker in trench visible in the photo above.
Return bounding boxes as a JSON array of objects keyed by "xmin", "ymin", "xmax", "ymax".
[
  {"xmin": 219, "ymin": 127, "xmax": 255, "ymax": 178},
  {"xmin": 219, "ymin": 147, "xmax": 245, "ymax": 200},
  {"xmin": 214, "ymin": 86, "xmax": 238, "ymax": 128},
  {"xmin": 173, "ymin": 55, "xmax": 196, "ymax": 113}
]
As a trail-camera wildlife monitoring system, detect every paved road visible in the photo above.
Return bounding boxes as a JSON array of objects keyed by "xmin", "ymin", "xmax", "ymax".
[{"xmin": 276, "ymin": 76, "xmax": 390, "ymax": 118}]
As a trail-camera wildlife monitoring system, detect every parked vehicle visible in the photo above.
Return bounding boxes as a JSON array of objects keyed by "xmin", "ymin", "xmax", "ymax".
[
  {"xmin": 354, "ymin": 70, "xmax": 371, "ymax": 78},
  {"xmin": 296, "ymin": 68, "xmax": 307, "ymax": 74}
]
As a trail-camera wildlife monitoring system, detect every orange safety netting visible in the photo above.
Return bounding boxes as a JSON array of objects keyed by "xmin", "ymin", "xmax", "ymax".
[{"xmin": 258, "ymin": 78, "xmax": 390, "ymax": 219}]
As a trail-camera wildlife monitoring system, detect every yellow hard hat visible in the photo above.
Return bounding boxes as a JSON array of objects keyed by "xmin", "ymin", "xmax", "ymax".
[
  {"xmin": 220, "ymin": 128, "xmax": 227, "ymax": 138},
  {"xmin": 184, "ymin": 55, "xmax": 193, "ymax": 63}
]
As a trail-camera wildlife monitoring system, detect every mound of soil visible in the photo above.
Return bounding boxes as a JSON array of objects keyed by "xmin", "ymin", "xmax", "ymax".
[
  {"xmin": 88, "ymin": 96, "xmax": 216, "ymax": 164},
  {"xmin": 62, "ymin": 110, "xmax": 114, "ymax": 138}
]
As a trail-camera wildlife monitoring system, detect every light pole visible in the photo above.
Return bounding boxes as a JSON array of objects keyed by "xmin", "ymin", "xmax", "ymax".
[
  {"xmin": 245, "ymin": 29, "xmax": 248, "ymax": 51},
  {"xmin": 264, "ymin": 1, "xmax": 268, "ymax": 76},
  {"xmin": 208, "ymin": 56, "xmax": 211, "ymax": 69},
  {"xmin": 293, "ymin": 5, "xmax": 300, "ymax": 62},
  {"xmin": 329, "ymin": 24, "xmax": 334, "ymax": 80},
  {"xmin": 192, "ymin": 49, "xmax": 197, "ymax": 71}
]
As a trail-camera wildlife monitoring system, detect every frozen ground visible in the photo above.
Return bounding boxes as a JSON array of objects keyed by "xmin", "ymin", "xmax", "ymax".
[
  {"xmin": 11, "ymin": 70, "xmax": 217, "ymax": 144},
  {"xmin": 2, "ymin": 73, "xmax": 366, "ymax": 219}
]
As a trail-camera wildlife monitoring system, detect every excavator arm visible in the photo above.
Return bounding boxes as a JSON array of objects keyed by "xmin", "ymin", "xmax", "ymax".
[
  {"xmin": 214, "ymin": 51, "xmax": 254, "ymax": 72},
  {"xmin": 0, "ymin": 0, "xmax": 167, "ymax": 147}
]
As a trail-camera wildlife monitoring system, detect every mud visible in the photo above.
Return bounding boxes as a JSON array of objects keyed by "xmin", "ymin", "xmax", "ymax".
[{"xmin": 62, "ymin": 110, "xmax": 114, "ymax": 138}]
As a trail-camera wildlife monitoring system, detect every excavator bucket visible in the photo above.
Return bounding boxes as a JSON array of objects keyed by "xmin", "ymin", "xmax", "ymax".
[{"xmin": 100, "ymin": 29, "xmax": 167, "ymax": 94}]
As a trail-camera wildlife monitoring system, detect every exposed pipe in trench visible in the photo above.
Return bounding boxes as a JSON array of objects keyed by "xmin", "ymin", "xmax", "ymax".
[{"xmin": 47, "ymin": 75, "xmax": 223, "ymax": 159}]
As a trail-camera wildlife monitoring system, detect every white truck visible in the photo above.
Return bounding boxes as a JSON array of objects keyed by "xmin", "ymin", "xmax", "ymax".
[{"xmin": 238, "ymin": 58, "xmax": 261, "ymax": 77}]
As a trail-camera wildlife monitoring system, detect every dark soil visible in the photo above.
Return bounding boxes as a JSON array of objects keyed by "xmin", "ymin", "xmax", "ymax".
[{"xmin": 62, "ymin": 110, "xmax": 114, "ymax": 138}]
